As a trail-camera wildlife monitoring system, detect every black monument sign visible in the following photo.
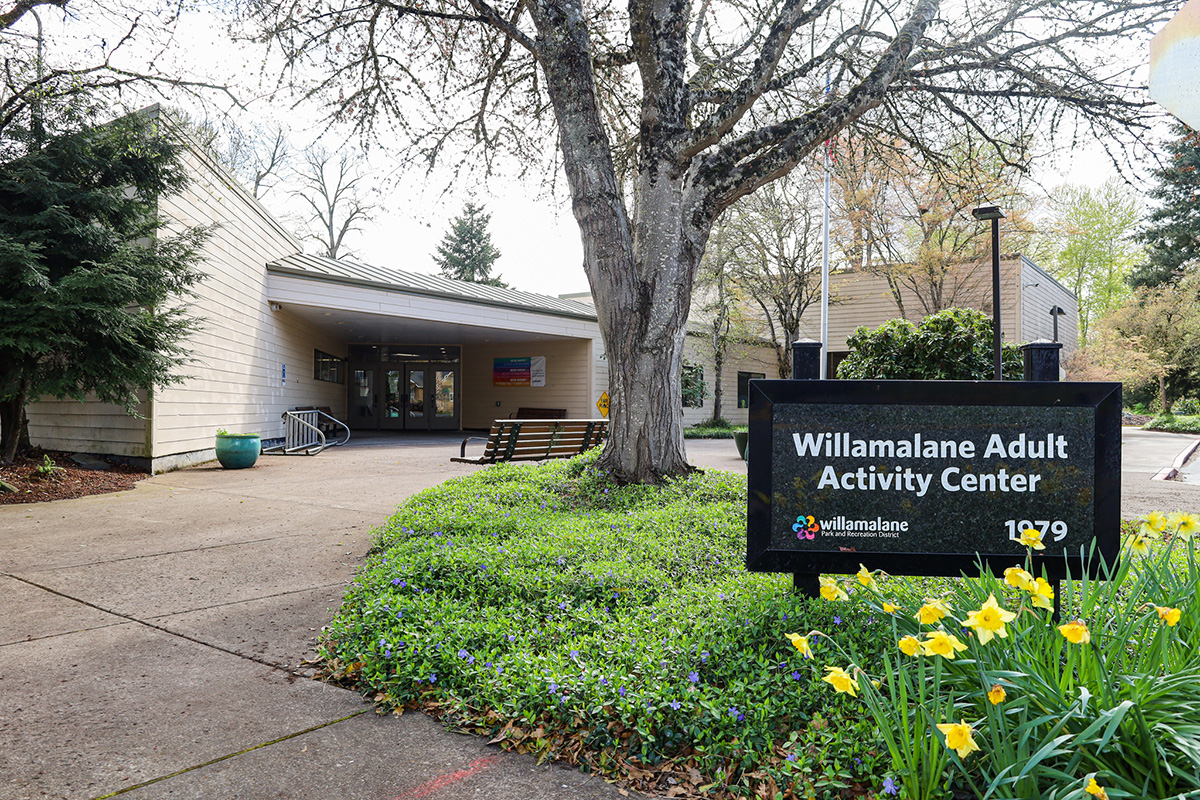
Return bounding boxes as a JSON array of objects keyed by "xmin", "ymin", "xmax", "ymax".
[{"xmin": 747, "ymin": 380, "xmax": 1122, "ymax": 580}]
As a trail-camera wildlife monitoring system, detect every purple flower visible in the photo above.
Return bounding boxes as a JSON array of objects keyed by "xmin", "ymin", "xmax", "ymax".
[
  {"xmin": 600, "ymin": 677, "xmax": 608, "ymax": 686},
  {"xmin": 507, "ymin": 634, "xmax": 516, "ymax": 642},
  {"xmin": 570, "ymin": 650, "xmax": 579, "ymax": 659},
  {"xmin": 700, "ymin": 651, "xmax": 709, "ymax": 663},
  {"xmin": 791, "ymin": 671, "xmax": 801, "ymax": 681},
  {"xmin": 429, "ymin": 672, "xmax": 437, "ymax": 683},
  {"xmin": 618, "ymin": 686, "xmax": 626, "ymax": 697},
  {"xmin": 467, "ymin": 655, "xmax": 475, "ymax": 665},
  {"xmin": 833, "ymin": 615, "xmax": 842, "ymax": 625},
  {"xmin": 549, "ymin": 681, "xmax": 559, "ymax": 693},
  {"xmin": 558, "ymin": 601, "xmax": 568, "ymax": 610},
  {"xmin": 786, "ymin": 754, "xmax": 797, "ymax": 762},
  {"xmin": 669, "ymin": 700, "xmax": 681, "ymax": 710},
  {"xmin": 391, "ymin": 578, "xmax": 406, "ymax": 587},
  {"xmin": 688, "ymin": 671, "xmax": 699, "ymax": 683},
  {"xmin": 384, "ymin": 649, "xmax": 392, "ymax": 658},
  {"xmin": 728, "ymin": 707, "xmax": 743, "ymax": 721},
  {"xmin": 882, "ymin": 777, "xmax": 898, "ymax": 796}
]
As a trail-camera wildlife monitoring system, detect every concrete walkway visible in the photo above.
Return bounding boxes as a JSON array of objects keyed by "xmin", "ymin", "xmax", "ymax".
[{"xmin": 2, "ymin": 429, "xmax": 1198, "ymax": 799}]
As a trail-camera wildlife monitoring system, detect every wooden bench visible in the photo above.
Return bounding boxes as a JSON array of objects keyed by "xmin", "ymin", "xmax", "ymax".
[
  {"xmin": 509, "ymin": 407, "xmax": 568, "ymax": 420},
  {"xmin": 452, "ymin": 419, "xmax": 607, "ymax": 464}
]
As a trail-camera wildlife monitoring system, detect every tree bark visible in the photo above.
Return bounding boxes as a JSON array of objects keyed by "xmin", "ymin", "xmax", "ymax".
[{"xmin": 0, "ymin": 391, "xmax": 25, "ymax": 465}]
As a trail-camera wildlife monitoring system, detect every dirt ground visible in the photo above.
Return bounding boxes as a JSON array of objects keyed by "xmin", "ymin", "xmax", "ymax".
[{"xmin": 0, "ymin": 450, "xmax": 148, "ymax": 505}]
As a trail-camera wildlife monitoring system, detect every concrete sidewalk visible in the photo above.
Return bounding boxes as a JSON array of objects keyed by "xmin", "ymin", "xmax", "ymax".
[
  {"xmin": 2, "ymin": 429, "xmax": 1197, "ymax": 800},
  {"xmin": 0, "ymin": 437, "xmax": 624, "ymax": 800}
]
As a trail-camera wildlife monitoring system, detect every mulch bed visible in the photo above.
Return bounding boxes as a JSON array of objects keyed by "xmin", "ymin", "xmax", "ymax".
[{"xmin": 0, "ymin": 450, "xmax": 148, "ymax": 505}]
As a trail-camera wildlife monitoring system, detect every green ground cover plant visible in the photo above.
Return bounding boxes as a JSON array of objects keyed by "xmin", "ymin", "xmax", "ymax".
[
  {"xmin": 684, "ymin": 425, "xmax": 748, "ymax": 439},
  {"xmin": 322, "ymin": 454, "xmax": 1200, "ymax": 799},
  {"xmin": 1144, "ymin": 414, "xmax": 1200, "ymax": 434}
]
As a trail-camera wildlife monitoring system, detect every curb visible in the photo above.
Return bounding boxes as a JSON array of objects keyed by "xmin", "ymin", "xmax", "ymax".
[{"xmin": 1152, "ymin": 436, "xmax": 1200, "ymax": 482}]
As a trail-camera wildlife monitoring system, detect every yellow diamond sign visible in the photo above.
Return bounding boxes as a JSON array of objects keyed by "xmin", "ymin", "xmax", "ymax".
[
  {"xmin": 596, "ymin": 391, "xmax": 609, "ymax": 418},
  {"xmin": 1151, "ymin": 0, "xmax": 1200, "ymax": 129}
]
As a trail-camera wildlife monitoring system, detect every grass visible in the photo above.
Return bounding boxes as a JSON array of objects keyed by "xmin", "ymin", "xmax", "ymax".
[
  {"xmin": 1145, "ymin": 414, "xmax": 1200, "ymax": 434},
  {"xmin": 320, "ymin": 453, "xmax": 1200, "ymax": 799}
]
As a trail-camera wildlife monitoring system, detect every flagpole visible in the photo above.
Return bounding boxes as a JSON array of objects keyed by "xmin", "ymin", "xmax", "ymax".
[{"xmin": 820, "ymin": 71, "xmax": 832, "ymax": 379}]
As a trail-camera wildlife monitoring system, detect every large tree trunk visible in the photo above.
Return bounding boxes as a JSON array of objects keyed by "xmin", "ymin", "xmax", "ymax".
[{"xmin": 0, "ymin": 391, "xmax": 25, "ymax": 465}]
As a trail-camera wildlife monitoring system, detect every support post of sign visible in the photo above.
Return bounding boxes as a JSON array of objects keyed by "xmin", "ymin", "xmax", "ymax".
[
  {"xmin": 792, "ymin": 340, "xmax": 823, "ymax": 381},
  {"xmin": 791, "ymin": 339, "xmax": 823, "ymax": 598},
  {"xmin": 1021, "ymin": 341, "xmax": 1063, "ymax": 382}
]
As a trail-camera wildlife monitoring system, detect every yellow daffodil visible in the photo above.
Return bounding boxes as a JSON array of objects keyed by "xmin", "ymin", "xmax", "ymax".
[
  {"xmin": 1140, "ymin": 511, "xmax": 1168, "ymax": 537},
  {"xmin": 898, "ymin": 635, "xmax": 922, "ymax": 656},
  {"xmin": 882, "ymin": 601, "xmax": 897, "ymax": 614},
  {"xmin": 1169, "ymin": 511, "xmax": 1199, "ymax": 540},
  {"xmin": 987, "ymin": 683, "xmax": 1006, "ymax": 705},
  {"xmin": 1030, "ymin": 576, "xmax": 1055, "ymax": 611},
  {"xmin": 1016, "ymin": 526, "xmax": 1046, "ymax": 550},
  {"xmin": 819, "ymin": 575, "xmax": 849, "ymax": 602},
  {"xmin": 1058, "ymin": 619, "xmax": 1091, "ymax": 644},
  {"xmin": 822, "ymin": 665, "xmax": 857, "ymax": 696},
  {"xmin": 786, "ymin": 632, "xmax": 814, "ymax": 658},
  {"xmin": 921, "ymin": 630, "xmax": 968, "ymax": 659},
  {"xmin": 935, "ymin": 720, "xmax": 980, "ymax": 758},
  {"xmin": 856, "ymin": 563, "xmax": 875, "ymax": 587},
  {"xmin": 963, "ymin": 594, "xmax": 1016, "ymax": 645},
  {"xmin": 1154, "ymin": 605, "xmax": 1182, "ymax": 626},
  {"xmin": 1084, "ymin": 777, "xmax": 1109, "ymax": 799},
  {"xmin": 1127, "ymin": 533, "xmax": 1152, "ymax": 557},
  {"xmin": 1004, "ymin": 566, "xmax": 1035, "ymax": 592},
  {"xmin": 915, "ymin": 598, "xmax": 950, "ymax": 625}
]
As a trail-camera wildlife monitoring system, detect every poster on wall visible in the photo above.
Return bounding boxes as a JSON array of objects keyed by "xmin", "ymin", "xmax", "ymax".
[
  {"xmin": 746, "ymin": 379, "xmax": 1121, "ymax": 580},
  {"xmin": 493, "ymin": 356, "xmax": 546, "ymax": 387}
]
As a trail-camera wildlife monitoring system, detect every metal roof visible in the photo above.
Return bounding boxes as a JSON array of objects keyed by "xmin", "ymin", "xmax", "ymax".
[{"xmin": 267, "ymin": 253, "xmax": 599, "ymax": 321}]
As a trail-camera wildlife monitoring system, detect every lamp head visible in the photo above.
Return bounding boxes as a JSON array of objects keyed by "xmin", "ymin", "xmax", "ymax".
[{"xmin": 971, "ymin": 205, "xmax": 1006, "ymax": 221}]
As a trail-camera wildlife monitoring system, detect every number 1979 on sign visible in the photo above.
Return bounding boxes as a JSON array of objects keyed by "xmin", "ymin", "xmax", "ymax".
[{"xmin": 1005, "ymin": 519, "xmax": 1068, "ymax": 542}]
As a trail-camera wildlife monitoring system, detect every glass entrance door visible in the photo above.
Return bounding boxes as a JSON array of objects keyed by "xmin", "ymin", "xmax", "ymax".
[
  {"xmin": 350, "ymin": 367, "xmax": 379, "ymax": 428},
  {"xmin": 377, "ymin": 363, "xmax": 458, "ymax": 430}
]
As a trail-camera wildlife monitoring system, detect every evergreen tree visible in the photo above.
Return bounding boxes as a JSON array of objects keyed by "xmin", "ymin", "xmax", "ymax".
[
  {"xmin": 1132, "ymin": 125, "xmax": 1200, "ymax": 289},
  {"xmin": 433, "ymin": 203, "xmax": 506, "ymax": 287},
  {"xmin": 0, "ymin": 108, "xmax": 208, "ymax": 464}
]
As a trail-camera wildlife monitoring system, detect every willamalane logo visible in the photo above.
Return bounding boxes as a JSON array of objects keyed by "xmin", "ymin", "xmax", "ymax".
[
  {"xmin": 792, "ymin": 515, "xmax": 820, "ymax": 540},
  {"xmin": 793, "ymin": 514, "xmax": 909, "ymax": 539}
]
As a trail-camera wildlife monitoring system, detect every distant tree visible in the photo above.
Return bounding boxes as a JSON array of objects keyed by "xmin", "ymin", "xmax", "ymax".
[
  {"xmin": 0, "ymin": 108, "xmax": 209, "ymax": 464},
  {"xmin": 1045, "ymin": 179, "xmax": 1142, "ymax": 343},
  {"xmin": 434, "ymin": 202, "xmax": 506, "ymax": 287},
  {"xmin": 1106, "ymin": 264, "xmax": 1200, "ymax": 413},
  {"xmin": 832, "ymin": 136, "xmax": 1038, "ymax": 318},
  {"xmin": 1132, "ymin": 125, "xmax": 1200, "ymax": 289},
  {"xmin": 293, "ymin": 147, "xmax": 375, "ymax": 260},
  {"xmin": 693, "ymin": 221, "xmax": 751, "ymax": 426},
  {"xmin": 723, "ymin": 177, "xmax": 824, "ymax": 378}
]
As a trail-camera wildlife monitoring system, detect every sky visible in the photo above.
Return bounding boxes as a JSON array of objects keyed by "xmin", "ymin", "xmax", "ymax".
[{"xmin": 16, "ymin": 1, "xmax": 1171, "ymax": 300}]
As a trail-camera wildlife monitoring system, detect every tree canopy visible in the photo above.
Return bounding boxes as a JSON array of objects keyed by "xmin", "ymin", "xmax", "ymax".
[
  {"xmin": 0, "ymin": 108, "xmax": 208, "ymax": 464},
  {"xmin": 247, "ymin": 0, "xmax": 1172, "ymax": 482},
  {"xmin": 434, "ymin": 202, "xmax": 507, "ymax": 287},
  {"xmin": 1132, "ymin": 124, "xmax": 1200, "ymax": 289}
]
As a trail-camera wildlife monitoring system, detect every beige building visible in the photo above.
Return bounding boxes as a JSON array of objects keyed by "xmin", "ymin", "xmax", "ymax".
[{"xmin": 25, "ymin": 115, "xmax": 1077, "ymax": 471}]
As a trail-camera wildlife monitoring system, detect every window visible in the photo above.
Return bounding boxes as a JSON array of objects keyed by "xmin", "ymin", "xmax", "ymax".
[
  {"xmin": 681, "ymin": 362, "xmax": 705, "ymax": 408},
  {"xmin": 314, "ymin": 349, "xmax": 345, "ymax": 383},
  {"xmin": 737, "ymin": 371, "xmax": 765, "ymax": 408}
]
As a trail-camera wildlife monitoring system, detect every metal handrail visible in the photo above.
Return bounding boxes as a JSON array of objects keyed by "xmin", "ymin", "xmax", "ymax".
[{"xmin": 313, "ymin": 409, "xmax": 351, "ymax": 446}]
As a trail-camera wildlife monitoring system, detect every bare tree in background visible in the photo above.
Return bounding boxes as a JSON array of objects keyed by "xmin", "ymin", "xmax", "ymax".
[
  {"xmin": 1, "ymin": 0, "xmax": 238, "ymax": 150},
  {"xmin": 246, "ymin": 0, "xmax": 1172, "ymax": 482},
  {"xmin": 293, "ymin": 148, "xmax": 375, "ymax": 260}
]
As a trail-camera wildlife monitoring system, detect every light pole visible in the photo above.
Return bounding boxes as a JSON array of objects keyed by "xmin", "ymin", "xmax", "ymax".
[
  {"xmin": 972, "ymin": 205, "xmax": 1006, "ymax": 380},
  {"xmin": 1049, "ymin": 305, "xmax": 1066, "ymax": 343}
]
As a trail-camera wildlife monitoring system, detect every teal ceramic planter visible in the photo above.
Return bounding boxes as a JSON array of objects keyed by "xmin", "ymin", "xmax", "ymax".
[
  {"xmin": 214, "ymin": 433, "xmax": 261, "ymax": 469},
  {"xmin": 733, "ymin": 431, "xmax": 749, "ymax": 462}
]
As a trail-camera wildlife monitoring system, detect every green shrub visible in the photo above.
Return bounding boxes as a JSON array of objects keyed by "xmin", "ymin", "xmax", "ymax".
[
  {"xmin": 1172, "ymin": 396, "xmax": 1200, "ymax": 416},
  {"xmin": 1145, "ymin": 414, "xmax": 1200, "ymax": 434},
  {"xmin": 836, "ymin": 308, "xmax": 1023, "ymax": 381},
  {"xmin": 801, "ymin": 512, "xmax": 1200, "ymax": 799},
  {"xmin": 684, "ymin": 425, "xmax": 747, "ymax": 439}
]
